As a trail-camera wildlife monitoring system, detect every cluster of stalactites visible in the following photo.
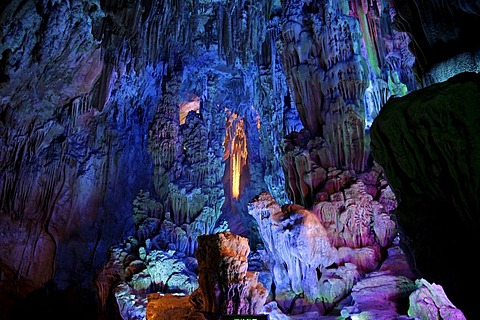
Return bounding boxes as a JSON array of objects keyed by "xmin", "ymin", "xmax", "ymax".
[
  {"xmin": 223, "ymin": 111, "xmax": 248, "ymax": 199},
  {"xmin": 100, "ymin": 0, "xmax": 198, "ymax": 69},
  {"xmin": 214, "ymin": 0, "xmax": 274, "ymax": 65},
  {"xmin": 277, "ymin": 1, "xmax": 369, "ymax": 173},
  {"xmin": 148, "ymin": 70, "xmax": 183, "ymax": 208}
]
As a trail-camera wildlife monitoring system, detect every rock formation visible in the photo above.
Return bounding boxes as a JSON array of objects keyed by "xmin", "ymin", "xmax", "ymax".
[
  {"xmin": 0, "ymin": 0, "xmax": 477, "ymax": 319},
  {"xmin": 247, "ymin": 165, "xmax": 465, "ymax": 318},
  {"xmin": 144, "ymin": 232, "xmax": 268, "ymax": 320},
  {"xmin": 369, "ymin": 3, "xmax": 480, "ymax": 319},
  {"xmin": 391, "ymin": 0, "xmax": 480, "ymax": 85},
  {"xmin": 194, "ymin": 232, "xmax": 268, "ymax": 318},
  {"xmin": 370, "ymin": 72, "xmax": 480, "ymax": 319},
  {"xmin": 278, "ymin": 0, "xmax": 370, "ymax": 172},
  {"xmin": 247, "ymin": 165, "xmax": 402, "ymax": 316}
]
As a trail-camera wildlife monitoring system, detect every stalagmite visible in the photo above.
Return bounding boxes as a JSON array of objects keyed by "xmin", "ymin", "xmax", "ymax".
[{"xmin": 194, "ymin": 232, "xmax": 268, "ymax": 317}]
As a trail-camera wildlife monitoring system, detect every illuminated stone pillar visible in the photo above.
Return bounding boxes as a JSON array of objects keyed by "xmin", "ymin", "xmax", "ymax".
[{"xmin": 223, "ymin": 111, "xmax": 248, "ymax": 199}]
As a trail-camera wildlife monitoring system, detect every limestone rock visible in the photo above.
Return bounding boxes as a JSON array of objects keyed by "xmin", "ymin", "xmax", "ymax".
[
  {"xmin": 408, "ymin": 279, "xmax": 466, "ymax": 320},
  {"xmin": 370, "ymin": 71, "xmax": 480, "ymax": 318},
  {"xmin": 248, "ymin": 192, "xmax": 338, "ymax": 300},
  {"xmin": 194, "ymin": 232, "xmax": 268, "ymax": 318},
  {"xmin": 277, "ymin": 1, "xmax": 372, "ymax": 172},
  {"xmin": 392, "ymin": 0, "xmax": 480, "ymax": 82}
]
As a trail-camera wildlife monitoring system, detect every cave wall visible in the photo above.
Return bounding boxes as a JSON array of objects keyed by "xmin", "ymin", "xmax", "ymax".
[
  {"xmin": 0, "ymin": 0, "xmax": 159, "ymax": 296},
  {"xmin": 371, "ymin": 73, "xmax": 480, "ymax": 319},
  {"xmin": 391, "ymin": 0, "xmax": 480, "ymax": 85},
  {"xmin": 370, "ymin": 2, "xmax": 480, "ymax": 318},
  {"xmin": 278, "ymin": 0, "xmax": 415, "ymax": 208}
]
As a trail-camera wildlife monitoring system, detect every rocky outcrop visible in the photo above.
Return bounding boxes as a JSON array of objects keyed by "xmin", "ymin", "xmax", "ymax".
[
  {"xmin": 248, "ymin": 192, "xmax": 338, "ymax": 300},
  {"xmin": 248, "ymin": 165, "xmax": 402, "ymax": 315},
  {"xmin": 248, "ymin": 166, "xmax": 465, "ymax": 318},
  {"xmin": 146, "ymin": 293, "xmax": 196, "ymax": 320},
  {"xmin": 194, "ymin": 232, "xmax": 268, "ymax": 317},
  {"xmin": 95, "ymin": 229, "xmax": 201, "ymax": 319},
  {"xmin": 368, "ymin": 2, "xmax": 480, "ymax": 320},
  {"xmin": 370, "ymin": 71, "xmax": 480, "ymax": 319},
  {"xmin": 408, "ymin": 279, "xmax": 467, "ymax": 320}
]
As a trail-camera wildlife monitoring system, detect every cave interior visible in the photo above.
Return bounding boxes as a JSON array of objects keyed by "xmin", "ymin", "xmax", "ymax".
[{"xmin": 0, "ymin": 0, "xmax": 479, "ymax": 319}]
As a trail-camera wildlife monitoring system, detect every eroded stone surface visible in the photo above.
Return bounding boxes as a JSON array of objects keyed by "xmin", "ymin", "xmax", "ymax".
[{"xmin": 370, "ymin": 72, "xmax": 480, "ymax": 318}]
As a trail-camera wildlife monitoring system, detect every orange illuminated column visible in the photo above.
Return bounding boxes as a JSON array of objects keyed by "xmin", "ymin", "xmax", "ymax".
[{"xmin": 223, "ymin": 111, "xmax": 248, "ymax": 199}]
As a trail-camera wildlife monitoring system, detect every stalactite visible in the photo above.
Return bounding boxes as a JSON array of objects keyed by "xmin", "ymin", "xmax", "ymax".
[
  {"xmin": 277, "ymin": 0, "xmax": 415, "ymax": 187},
  {"xmin": 70, "ymin": 94, "xmax": 93, "ymax": 127},
  {"xmin": 223, "ymin": 111, "xmax": 248, "ymax": 200},
  {"xmin": 0, "ymin": 117, "xmax": 68, "ymax": 219},
  {"xmin": 148, "ymin": 68, "xmax": 182, "ymax": 203},
  {"xmin": 167, "ymin": 184, "xmax": 208, "ymax": 226}
]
